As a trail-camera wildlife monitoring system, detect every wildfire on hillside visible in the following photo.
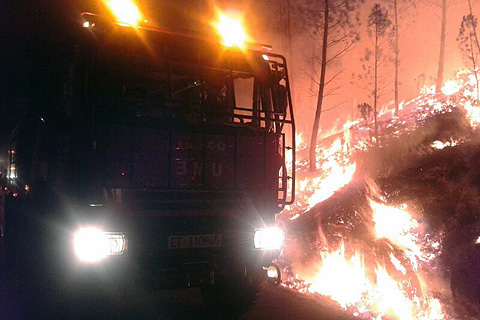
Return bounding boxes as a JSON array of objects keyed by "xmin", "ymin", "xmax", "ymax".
[{"xmin": 279, "ymin": 69, "xmax": 480, "ymax": 319}]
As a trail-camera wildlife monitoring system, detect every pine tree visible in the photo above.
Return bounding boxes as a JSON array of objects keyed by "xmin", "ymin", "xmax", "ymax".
[
  {"xmin": 305, "ymin": 0, "xmax": 365, "ymax": 171},
  {"xmin": 458, "ymin": 13, "xmax": 480, "ymax": 100},
  {"xmin": 366, "ymin": 3, "xmax": 393, "ymax": 146}
]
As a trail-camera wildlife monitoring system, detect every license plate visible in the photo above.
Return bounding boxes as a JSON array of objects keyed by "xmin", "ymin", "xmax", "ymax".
[{"xmin": 168, "ymin": 234, "xmax": 222, "ymax": 249}]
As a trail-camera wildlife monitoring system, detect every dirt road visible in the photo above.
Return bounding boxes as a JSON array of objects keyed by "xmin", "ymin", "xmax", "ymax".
[{"xmin": 0, "ymin": 265, "xmax": 355, "ymax": 320}]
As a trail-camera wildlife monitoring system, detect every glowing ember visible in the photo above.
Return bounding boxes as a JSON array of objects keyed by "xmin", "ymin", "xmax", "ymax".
[
  {"xmin": 431, "ymin": 140, "xmax": 458, "ymax": 149},
  {"xmin": 265, "ymin": 265, "xmax": 279, "ymax": 278}
]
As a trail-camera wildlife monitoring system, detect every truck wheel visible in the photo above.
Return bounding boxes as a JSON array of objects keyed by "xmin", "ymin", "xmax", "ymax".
[{"xmin": 201, "ymin": 272, "xmax": 261, "ymax": 316}]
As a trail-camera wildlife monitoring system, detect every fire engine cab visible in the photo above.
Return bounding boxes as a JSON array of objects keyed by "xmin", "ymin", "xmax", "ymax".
[{"xmin": 6, "ymin": 2, "xmax": 295, "ymax": 316}]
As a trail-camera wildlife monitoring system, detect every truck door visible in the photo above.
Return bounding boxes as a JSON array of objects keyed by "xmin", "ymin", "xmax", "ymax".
[{"xmin": 0, "ymin": 183, "xmax": 4, "ymax": 264}]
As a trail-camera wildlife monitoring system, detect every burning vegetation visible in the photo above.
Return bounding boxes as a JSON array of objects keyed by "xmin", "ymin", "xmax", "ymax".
[{"xmin": 278, "ymin": 69, "xmax": 480, "ymax": 319}]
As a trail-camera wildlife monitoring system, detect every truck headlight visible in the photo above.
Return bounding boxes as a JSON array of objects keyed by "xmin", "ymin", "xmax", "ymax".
[
  {"xmin": 73, "ymin": 228, "xmax": 126, "ymax": 263},
  {"xmin": 254, "ymin": 227, "xmax": 284, "ymax": 250}
]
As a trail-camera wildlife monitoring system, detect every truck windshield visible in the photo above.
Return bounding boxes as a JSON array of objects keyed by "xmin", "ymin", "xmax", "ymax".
[
  {"xmin": 92, "ymin": 62, "xmax": 251, "ymax": 126},
  {"xmin": 83, "ymin": 27, "xmax": 286, "ymax": 131}
]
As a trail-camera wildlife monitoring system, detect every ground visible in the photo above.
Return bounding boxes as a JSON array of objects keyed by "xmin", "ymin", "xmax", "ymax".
[{"xmin": 0, "ymin": 264, "xmax": 356, "ymax": 320}]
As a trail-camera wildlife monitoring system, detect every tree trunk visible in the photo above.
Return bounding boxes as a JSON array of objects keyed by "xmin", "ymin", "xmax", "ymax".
[
  {"xmin": 436, "ymin": 0, "xmax": 447, "ymax": 93},
  {"xmin": 394, "ymin": 0, "xmax": 399, "ymax": 114},
  {"xmin": 469, "ymin": 36, "xmax": 480, "ymax": 100},
  {"xmin": 309, "ymin": 0, "xmax": 329, "ymax": 172},
  {"xmin": 374, "ymin": 16, "xmax": 379, "ymax": 147},
  {"xmin": 285, "ymin": 0, "xmax": 295, "ymax": 106}
]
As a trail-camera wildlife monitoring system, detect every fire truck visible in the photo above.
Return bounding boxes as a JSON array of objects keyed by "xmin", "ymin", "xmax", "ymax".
[{"xmin": 5, "ymin": 3, "xmax": 295, "ymax": 316}]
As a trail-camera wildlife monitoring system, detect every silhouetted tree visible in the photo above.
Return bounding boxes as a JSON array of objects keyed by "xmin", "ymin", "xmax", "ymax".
[
  {"xmin": 388, "ymin": 0, "xmax": 417, "ymax": 114},
  {"xmin": 458, "ymin": 13, "xmax": 480, "ymax": 99},
  {"xmin": 425, "ymin": 0, "xmax": 450, "ymax": 92},
  {"xmin": 366, "ymin": 3, "xmax": 393, "ymax": 146},
  {"xmin": 467, "ymin": 0, "xmax": 480, "ymax": 63},
  {"xmin": 303, "ymin": 0, "xmax": 365, "ymax": 171}
]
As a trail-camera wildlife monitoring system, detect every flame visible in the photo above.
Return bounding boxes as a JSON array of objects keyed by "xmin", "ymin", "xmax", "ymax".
[
  {"xmin": 370, "ymin": 200, "xmax": 421, "ymax": 256},
  {"xmin": 390, "ymin": 253, "xmax": 407, "ymax": 275},
  {"xmin": 309, "ymin": 244, "xmax": 368, "ymax": 308},
  {"xmin": 289, "ymin": 199, "xmax": 444, "ymax": 319},
  {"xmin": 463, "ymin": 99, "xmax": 480, "ymax": 127},
  {"xmin": 420, "ymin": 85, "xmax": 436, "ymax": 95},
  {"xmin": 287, "ymin": 135, "xmax": 357, "ymax": 213},
  {"xmin": 409, "ymin": 70, "xmax": 480, "ymax": 130},
  {"xmin": 285, "ymin": 127, "xmax": 359, "ymax": 215},
  {"xmin": 302, "ymin": 247, "xmax": 444, "ymax": 319},
  {"xmin": 307, "ymin": 162, "xmax": 356, "ymax": 209},
  {"xmin": 279, "ymin": 69, "xmax": 480, "ymax": 319},
  {"xmin": 441, "ymin": 80, "xmax": 461, "ymax": 96},
  {"xmin": 431, "ymin": 140, "xmax": 458, "ymax": 149},
  {"xmin": 282, "ymin": 157, "xmax": 445, "ymax": 318}
]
